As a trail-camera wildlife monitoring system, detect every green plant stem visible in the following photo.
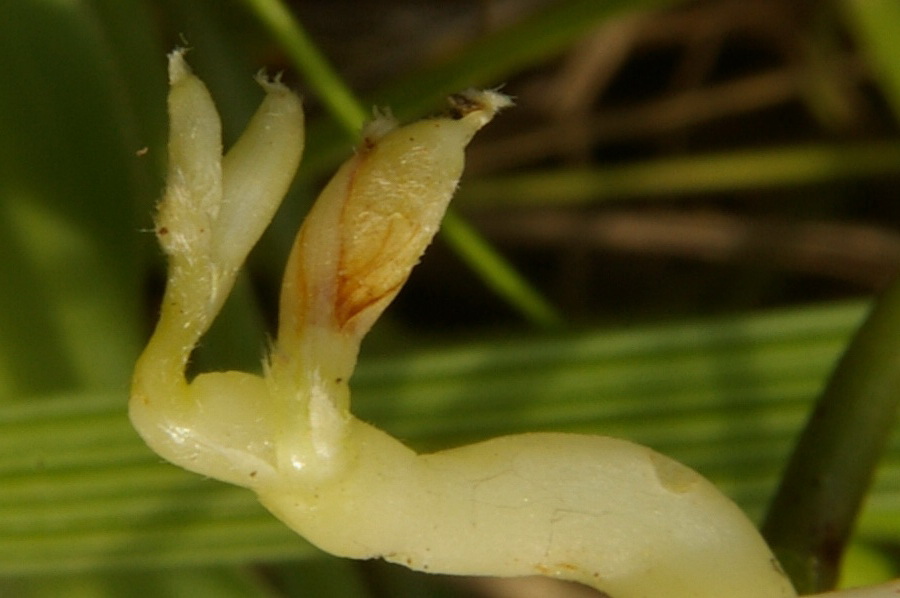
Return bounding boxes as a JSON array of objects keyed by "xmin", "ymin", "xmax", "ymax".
[
  {"xmin": 843, "ymin": 0, "xmax": 900, "ymax": 124},
  {"xmin": 238, "ymin": 0, "xmax": 562, "ymax": 328},
  {"xmin": 440, "ymin": 211, "xmax": 563, "ymax": 329},
  {"xmin": 237, "ymin": 0, "xmax": 367, "ymax": 132},
  {"xmin": 762, "ymin": 277, "xmax": 900, "ymax": 593}
]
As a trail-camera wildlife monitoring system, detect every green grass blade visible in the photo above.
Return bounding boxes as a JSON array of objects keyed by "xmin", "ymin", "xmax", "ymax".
[
  {"xmin": 440, "ymin": 211, "xmax": 564, "ymax": 329},
  {"xmin": 843, "ymin": 0, "xmax": 900, "ymax": 122},
  {"xmin": 458, "ymin": 143, "xmax": 900, "ymax": 206},
  {"xmin": 4, "ymin": 300, "xmax": 891, "ymax": 577},
  {"xmin": 763, "ymin": 278, "xmax": 900, "ymax": 593},
  {"xmin": 237, "ymin": 0, "xmax": 368, "ymax": 133},
  {"xmin": 2, "ymin": 567, "xmax": 277, "ymax": 598}
]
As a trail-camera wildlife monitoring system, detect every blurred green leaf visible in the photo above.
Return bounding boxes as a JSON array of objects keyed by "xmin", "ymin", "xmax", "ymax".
[
  {"xmin": 1, "ymin": 567, "xmax": 277, "ymax": 598},
  {"xmin": 839, "ymin": 543, "xmax": 899, "ymax": 590},
  {"xmin": 843, "ymin": 0, "xmax": 900, "ymax": 122},
  {"xmin": 1, "ymin": 299, "xmax": 887, "ymax": 576},
  {"xmin": 459, "ymin": 142, "xmax": 900, "ymax": 206},
  {"xmin": 0, "ymin": 0, "xmax": 165, "ymax": 396},
  {"xmin": 764, "ymin": 277, "xmax": 900, "ymax": 593}
]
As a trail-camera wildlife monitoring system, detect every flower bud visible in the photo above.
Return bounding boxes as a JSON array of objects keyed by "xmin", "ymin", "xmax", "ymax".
[{"xmin": 277, "ymin": 90, "xmax": 512, "ymax": 345}]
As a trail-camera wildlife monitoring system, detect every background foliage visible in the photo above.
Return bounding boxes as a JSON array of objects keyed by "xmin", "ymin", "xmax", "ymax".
[{"xmin": 3, "ymin": 0, "xmax": 900, "ymax": 596}]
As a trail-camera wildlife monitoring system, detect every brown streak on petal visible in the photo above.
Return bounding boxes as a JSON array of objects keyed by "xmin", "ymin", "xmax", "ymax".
[
  {"xmin": 332, "ymin": 145, "xmax": 415, "ymax": 331},
  {"xmin": 334, "ymin": 275, "xmax": 406, "ymax": 330}
]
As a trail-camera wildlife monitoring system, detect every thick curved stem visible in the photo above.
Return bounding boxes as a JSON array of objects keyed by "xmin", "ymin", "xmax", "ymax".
[{"xmin": 259, "ymin": 425, "xmax": 795, "ymax": 598}]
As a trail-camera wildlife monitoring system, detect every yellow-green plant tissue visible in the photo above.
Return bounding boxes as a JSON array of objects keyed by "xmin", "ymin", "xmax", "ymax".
[{"xmin": 132, "ymin": 50, "xmax": 810, "ymax": 598}]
